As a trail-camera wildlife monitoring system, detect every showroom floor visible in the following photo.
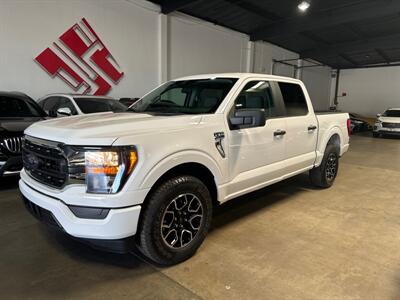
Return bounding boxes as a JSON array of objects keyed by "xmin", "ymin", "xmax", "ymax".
[{"xmin": 1, "ymin": 133, "xmax": 400, "ymax": 300}]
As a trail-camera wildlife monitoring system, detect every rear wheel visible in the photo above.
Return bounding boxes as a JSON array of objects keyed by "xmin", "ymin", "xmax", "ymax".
[
  {"xmin": 137, "ymin": 176, "xmax": 213, "ymax": 265},
  {"xmin": 310, "ymin": 143, "xmax": 339, "ymax": 188}
]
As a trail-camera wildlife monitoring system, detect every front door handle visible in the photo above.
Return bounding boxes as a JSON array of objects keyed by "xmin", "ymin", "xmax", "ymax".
[
  {"xmin": 274, "ymin": 129, "xmax": 286, "ymax": 136},
  {"xmin": 308, "ymin": 125, "xmax": 317, "ymax": 131}
]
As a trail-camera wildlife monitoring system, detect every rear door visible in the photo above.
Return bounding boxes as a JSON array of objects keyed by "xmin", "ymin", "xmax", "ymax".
[{"xmin": 277, "ymin": 81, "xmax": 318, "ymax": 173}]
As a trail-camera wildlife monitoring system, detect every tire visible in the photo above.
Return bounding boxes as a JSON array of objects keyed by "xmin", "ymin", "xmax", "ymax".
[
  {"xmin": 137, "ymin": 176, "xmax": 213, "ymax": 266},
  {"xmin": 373, "ymin": 132, "xmax": 380, "ymax": 138},
  {"xmin": 310, "ymin": 143, "xmax": 340, "ymax": 188}
]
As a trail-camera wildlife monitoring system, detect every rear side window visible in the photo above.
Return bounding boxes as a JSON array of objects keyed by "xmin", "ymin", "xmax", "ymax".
[
  {"xmin": 278, "ymin": 82, "xmax": 308, "ymax": 116},
  {"xmin": 234, "ymin": 81, "xmax": 284, "ymax": 118}
]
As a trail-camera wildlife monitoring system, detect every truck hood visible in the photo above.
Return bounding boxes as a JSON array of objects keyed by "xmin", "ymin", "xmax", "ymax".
[
  {"xmin": 379, "ymin": 117, "xmax": 400, "ymax": 123},
  {"xmin": 25, "ymin": 112, "xmax": 202, "ymax": 145}
]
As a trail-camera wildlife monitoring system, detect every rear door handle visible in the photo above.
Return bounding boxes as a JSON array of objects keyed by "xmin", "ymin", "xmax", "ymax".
[
  {"xmin": 274, "ymin": 129, "xmax": 286, "ymax": 136},
  {"xmin": 308, "ymin": 125, "xmax": 317, "ymax": 131}
]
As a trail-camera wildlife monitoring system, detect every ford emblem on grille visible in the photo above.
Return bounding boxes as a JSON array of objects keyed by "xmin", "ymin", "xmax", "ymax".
[{"xmin": 25, "ymin": 153, "xmax": 40, "ymax": 169}]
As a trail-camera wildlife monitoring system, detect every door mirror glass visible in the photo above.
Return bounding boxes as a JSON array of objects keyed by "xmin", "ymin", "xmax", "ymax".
[
  {"xmin": 230, "ymin": 109, "xmax": 266, "ymax": 129},
  {"xmin": 57, "ymin": 107, "xmax": 72, "ymax": 117}
]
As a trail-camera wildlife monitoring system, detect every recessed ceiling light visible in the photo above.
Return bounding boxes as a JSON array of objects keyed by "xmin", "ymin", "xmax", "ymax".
[{"xmin": 298, "ymin": 1, "xmax": 310, "ymax": 12}]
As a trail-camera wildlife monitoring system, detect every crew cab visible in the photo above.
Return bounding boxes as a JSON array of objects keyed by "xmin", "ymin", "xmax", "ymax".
[{"xmin": 20, "ymin": 73, "xmax": 350, "ymax": 265}]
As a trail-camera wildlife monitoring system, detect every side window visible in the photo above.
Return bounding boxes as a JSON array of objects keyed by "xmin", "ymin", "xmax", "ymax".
[
  {"xmin": 278, "ymin": 82, "xmax": 308, "ymax": 116},
  {"xmin": 160, "ymin": 88, "xmax": 187, "ymax": 106},
  {"xmin": 58, "ymin": 98, "xmax": 78, "ymax": 115},
  {"xmin": 39, "ymin": 97, "xmax": 60, "ymax": 116},
  {"xmin": 234, "ymin": 81, "xmax": 283, "ymax": 118}
]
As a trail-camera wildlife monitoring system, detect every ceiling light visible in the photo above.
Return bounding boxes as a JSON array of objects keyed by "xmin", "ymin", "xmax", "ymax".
[{"xmin": 298, "ymin": 1, "xmax": 310, "ymax": 12}]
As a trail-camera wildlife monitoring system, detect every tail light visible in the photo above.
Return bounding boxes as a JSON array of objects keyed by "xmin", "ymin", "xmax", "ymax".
[{"xmin": 347, "ymin": 118, "xmax": 352, "ymax": 135}]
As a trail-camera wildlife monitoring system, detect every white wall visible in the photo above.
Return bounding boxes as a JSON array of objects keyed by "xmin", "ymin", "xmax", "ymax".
[
  {"xmin": 168, "ymin": 13, "xmax": 249, "ymax": 78},
  {"xmin": 0, "ymin": 0, "xmax": 333, "ymax": 109},
  {"xmin": 337, "ymin": 66, "xmax": 400, "ymax": 116},
  {"xmin": 0, "ymin": 0, "xmax": 161, "ymax": 99},
  {"xmin": 302, "ymin": 66, "xmax": 332, "ymax": 111},
  {"xmin": 253, "ymin": 41, "xmax": 299, "ymax": 77}
]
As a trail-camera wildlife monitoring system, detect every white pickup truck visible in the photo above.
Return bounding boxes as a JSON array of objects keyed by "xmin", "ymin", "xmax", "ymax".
[{"xmin": 20, "ymin": 73, "xmax": 350, "ymax": 265}]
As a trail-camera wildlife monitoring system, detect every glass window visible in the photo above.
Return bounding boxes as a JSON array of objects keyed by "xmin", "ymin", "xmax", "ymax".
[
  {"xmin": 39, "ymin": 97, "xmax": 60, "ymax": 116},
  {"xmin": 130, "ymin": 78, "xmax": 238, "ymax": 115},
  {"xmin": 278, "ymin": 82, "xmax": 308, "ymax": 116},
  {"xmin": 160, "ymin": 88, "xmax": 187, "ymax": 106},
  {"xmin": 234, "ymin": 81, "xmax": 283, "ymax": 118},
  {"xmin": 0, "ymin": 96, "xmax": 44, "ymax": 117},
  {"xmin": 74, "ymin": 98, "xmax": 127, "ymax": 114},
  {"xmin": 58, "ymin": 98, "xmax": 78, "ymax": 115},
  {"xmin": 383, "ymin": 110, "xmax": 400, "ymax": 117}
]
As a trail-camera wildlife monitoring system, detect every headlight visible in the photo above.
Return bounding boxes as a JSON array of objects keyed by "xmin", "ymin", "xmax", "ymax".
[
  {"xmin": 375, "ymin": 120, "xmax": 382, "ymax": 126},
  {"xmin": 68, "ymin": 146, "xmax": 138, "ymax": 194}
]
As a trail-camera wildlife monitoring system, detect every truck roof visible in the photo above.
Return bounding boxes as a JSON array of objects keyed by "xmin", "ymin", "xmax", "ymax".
[
  {"xmin": 39, "ymin": 93, "xmax": 115, "ymax": 100},
  {"xmin": 174, "ymin": 73, "xmax": 303, "ymax": 84}
]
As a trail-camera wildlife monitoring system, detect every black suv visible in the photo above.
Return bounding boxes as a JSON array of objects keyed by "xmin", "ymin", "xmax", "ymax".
[{"xmin": 0, "ymin": 92, "xmax": 47, "ymax": 177}]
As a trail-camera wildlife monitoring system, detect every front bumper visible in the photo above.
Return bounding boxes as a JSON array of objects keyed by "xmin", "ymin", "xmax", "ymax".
[
  {"xmin": 19, "ymin": 179, "xmax": 142, "ymax": 241},
  {"xmin": 373, "ymin": 125, "xmax": 400, "ymax": 135}
]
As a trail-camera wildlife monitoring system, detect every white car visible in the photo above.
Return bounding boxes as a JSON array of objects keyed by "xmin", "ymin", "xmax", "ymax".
[
  {"xmin": 20, "ymin": 73, "xmax": 350, "ymax": 265},
  {"xmin": 37, "ymin": 94, "xmax": 127, "ymax": 117},
  {"xmin": 373, "ymin": 108, "xmax": 400, "ymax": 137}
]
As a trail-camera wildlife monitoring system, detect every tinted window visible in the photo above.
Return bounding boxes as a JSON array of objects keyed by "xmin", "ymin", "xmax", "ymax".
[
  {"xmin": 383, "ymin": 110, "xmax": 400, "ymax": 117},
  {"xmin": 130, "ymin": 78, "xmax": 238, "ymax": 115},
  {"xmin": 0, "ymin": 96, "xmax": 44, "ymax": 117},
  {"xmin": 234, "ymin": 81, "xmax": 283, "ymax": 118},
  {"xmin": 74, "ymin": 98, "xmax": 127, "ymax": 114},
  {"xmin": 58, "ymin": 98, "xmax": 77, "ymax": 115},
  {"xmin": 278, "ymin": 82, "xmax": 308, "ymax": 116},
  {"xmin": 39, "ymin": 97, "xmax": 60, "ymax": 115}
]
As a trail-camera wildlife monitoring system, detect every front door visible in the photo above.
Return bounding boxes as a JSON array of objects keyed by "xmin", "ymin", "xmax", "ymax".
[{"xmin": 226, "ymin": 79, "xmax": 287, "ymax": 199}]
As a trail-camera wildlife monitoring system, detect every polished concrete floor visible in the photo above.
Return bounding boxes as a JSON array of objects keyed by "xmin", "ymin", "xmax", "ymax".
[{"xmin": 1, "ymin": 133, "xmax": 400, "ymax": 300}]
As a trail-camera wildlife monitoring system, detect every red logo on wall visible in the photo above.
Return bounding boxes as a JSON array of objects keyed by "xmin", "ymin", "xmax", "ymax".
[{"xmin": 35, "ymin": 18, "xmax": 124, "ymax": 95}]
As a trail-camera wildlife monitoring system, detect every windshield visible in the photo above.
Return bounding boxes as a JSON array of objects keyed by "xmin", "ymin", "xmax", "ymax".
[
  {"xmin": 0, "ymin": 96, "xmax": 46, "ymax": 118},
  {"xmin": 74, "ymin": 98, "xmax": 127, "ymax": 114},
  {"xmin": 383, "ymin": 110, "xmax": 400, "ymax": 117},
  {"xmin": 129, "ymin": 78, "xmax": 238, "ymax": 114}
]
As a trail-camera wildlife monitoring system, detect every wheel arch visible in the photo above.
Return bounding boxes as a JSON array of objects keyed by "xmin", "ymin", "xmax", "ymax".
[
  {"xmin": 140, "ymin": 151, "xmax": 222, "ymax": 206},
  {"xmin": 315, "ymin": 128, "xmax": 343, "ymax": 166}
]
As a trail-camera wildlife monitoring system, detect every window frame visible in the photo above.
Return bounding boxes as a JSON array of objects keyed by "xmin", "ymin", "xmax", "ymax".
[
  {"xmin": 227, "ymin": 78, "xmax": 287, "ymax": 130},
  {"xmin": 277, "ymin": 81, "xmax": 310, "ymax": 118}
]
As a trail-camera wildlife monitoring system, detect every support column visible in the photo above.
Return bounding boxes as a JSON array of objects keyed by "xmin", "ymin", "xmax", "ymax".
[
  {"xmin": 295, "ymin": 59, "xmax": 303, "ymax": 79},
  {"xmin": 245, "ymin": 41, "xmax": 255, "ymax": 73},
  {"xmin": 158, "ymin": 14, "xmax": 169, "ymax": 84}
]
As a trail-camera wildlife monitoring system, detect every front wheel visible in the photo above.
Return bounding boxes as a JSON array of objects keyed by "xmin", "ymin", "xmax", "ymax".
[
  {"xmin": 310, "ymin": 144, "xmax": 340, "ymax": 188},
  {"xmin": 137, "ymin": 176, "xmax": 213, "ymax": 265},
  {"xmin": 372, "ymin": 132, "xmax": 380, "ymax": 138}
]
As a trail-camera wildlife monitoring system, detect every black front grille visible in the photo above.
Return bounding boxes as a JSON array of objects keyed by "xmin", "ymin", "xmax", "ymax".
[
  {"xmin": 382, "ymin": 122, "xmax": 400, "ymax": 128},
  {"xmin": 22, "ymin": 138, "xmax": 68, "ymax": 188},
  {"xmin": 22, "ymin": 196, "xmax": 62, "ymax": 229},
  {"xmin": 1, "ymin": 136, "xmax": 23, "ymax": 154}
]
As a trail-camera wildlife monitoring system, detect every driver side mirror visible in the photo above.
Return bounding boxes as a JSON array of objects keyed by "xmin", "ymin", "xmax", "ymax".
[
  {"xmin": 229, "ymin": 109, "xmax": 266, "ymax": 129},
  {"xmin": 376, "ymin": 113, "xmax": 381, "ymax": 118},
  {"xmin": 57, "ymin": 107, "xmax": 72, "ymax": 117}
]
